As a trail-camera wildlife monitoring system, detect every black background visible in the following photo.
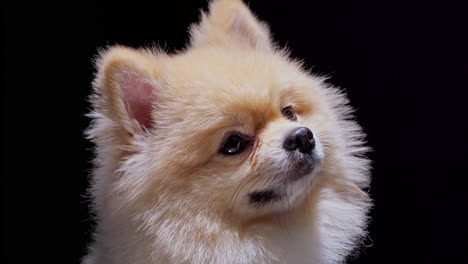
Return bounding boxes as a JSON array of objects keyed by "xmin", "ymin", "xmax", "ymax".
[{"xmin": 3, "ymin": 0, "xmax": 468, "ymax": 263}]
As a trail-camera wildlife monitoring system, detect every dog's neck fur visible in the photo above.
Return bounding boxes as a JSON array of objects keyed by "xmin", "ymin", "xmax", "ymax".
[{"xmin": 88, "ymin": 183, "xmax": 321, "ymax": 264}]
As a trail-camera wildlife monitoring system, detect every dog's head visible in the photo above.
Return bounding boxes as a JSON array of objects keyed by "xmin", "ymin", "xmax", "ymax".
[{"xmin": 89, "ymin": 0, "xmax": 367, "ymax": 230}]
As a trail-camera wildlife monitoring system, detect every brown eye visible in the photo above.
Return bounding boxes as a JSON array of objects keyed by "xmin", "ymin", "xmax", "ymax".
[
  {"xmin": 282, "ymin": 105, "xmax": 297, "ymax": 121},
  {"xmin": 219, "ymin": 133, "xmax": 251, "ymax": 155}
]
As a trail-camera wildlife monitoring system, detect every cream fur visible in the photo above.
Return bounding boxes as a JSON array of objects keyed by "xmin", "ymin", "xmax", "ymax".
[{"xmin": 83, "ymin": 0, "xmax": 372, "ymax": 263}]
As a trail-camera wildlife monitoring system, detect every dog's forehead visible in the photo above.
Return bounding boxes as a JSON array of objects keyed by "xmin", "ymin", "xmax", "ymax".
[
  {"xmin": 166, "ymin": 48, "xmax": 294, "ymax": 101},
  {"xmin": 162, "ymin": 48, "xmax": 315, "ymax": 129}
]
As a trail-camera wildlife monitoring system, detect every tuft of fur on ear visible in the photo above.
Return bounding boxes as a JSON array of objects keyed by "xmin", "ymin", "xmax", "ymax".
[
  {"xmin": 89, "ymin": 46, "xmax": 159, "ymax": 147},
  {"xmin": 189, "ymin": 0, "xmax": 273, "ymax": 51}
]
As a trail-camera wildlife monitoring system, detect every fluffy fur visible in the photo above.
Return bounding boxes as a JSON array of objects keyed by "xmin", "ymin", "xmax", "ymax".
[{"xmin": 83, "ymin": 0, "xmax": 372, "ymax": 263}]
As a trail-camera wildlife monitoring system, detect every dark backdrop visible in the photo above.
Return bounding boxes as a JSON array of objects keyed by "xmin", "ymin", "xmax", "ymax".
[{"xmin": 3, "ymin": 0, "xmax": 467, "ymax": 263}]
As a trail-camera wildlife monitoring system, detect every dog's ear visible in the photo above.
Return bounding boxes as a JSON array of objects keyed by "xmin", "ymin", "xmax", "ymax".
[
  {"xmin": 90, "ymin": 46, "xmax": 159, "ymax": 146},
  {"xmin": 190, "ymin": 0, "xmax": 273, "ymax": 51}
]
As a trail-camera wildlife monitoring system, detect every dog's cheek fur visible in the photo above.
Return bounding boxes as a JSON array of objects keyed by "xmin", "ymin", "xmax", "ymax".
[{"xmin": 306, "ymin": 84, "xmax": 372, "ymax": 262}]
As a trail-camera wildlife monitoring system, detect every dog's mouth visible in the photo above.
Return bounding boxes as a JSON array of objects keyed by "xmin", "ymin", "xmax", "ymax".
[
  {"xmin": 249, "ymin": 189, "xmax": 283, "ymax": 205},
  {"xmin": 248, "ymin": 155, "xmax": 319, "ymax": 206}
]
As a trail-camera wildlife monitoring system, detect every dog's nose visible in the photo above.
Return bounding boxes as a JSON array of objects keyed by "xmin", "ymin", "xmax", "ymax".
[{"xmin": 283, "ymin": 127, "xmax": 315, "ymax": 154}]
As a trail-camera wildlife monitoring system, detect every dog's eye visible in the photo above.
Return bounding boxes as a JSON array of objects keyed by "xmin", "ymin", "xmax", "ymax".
[
  {"xmin": 282, "ymin": 105, "xmax": 297, "ymax": 121},
  {"xmin": 220, "ymin": 133, "xmax": 250, "ymax": 155}
]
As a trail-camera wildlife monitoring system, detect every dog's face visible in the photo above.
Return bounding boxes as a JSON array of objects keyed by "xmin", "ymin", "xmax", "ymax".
[
  {"xmin": 152, "ymin": 48, "xmax": 331, "ymax": 220},
  {"xmin": 91, "ymin": 0, "xmax": 340, "ymax": 225}
]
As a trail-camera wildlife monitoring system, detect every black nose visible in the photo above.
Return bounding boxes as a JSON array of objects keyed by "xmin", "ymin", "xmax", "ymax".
[{"xmin": 283, "ymin": 127, "xmax": 315, "ymax": 154}]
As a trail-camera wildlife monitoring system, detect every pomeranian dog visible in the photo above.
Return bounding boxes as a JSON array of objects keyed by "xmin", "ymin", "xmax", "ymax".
[{"xmin": 84, "ymin": 0, "xmax": 372, "ymax": 263}]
